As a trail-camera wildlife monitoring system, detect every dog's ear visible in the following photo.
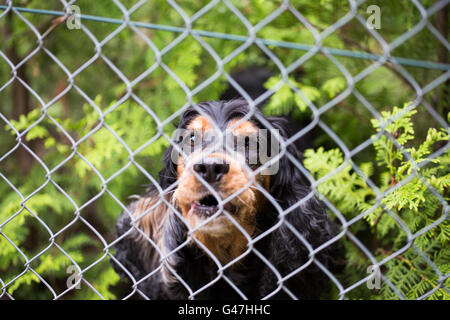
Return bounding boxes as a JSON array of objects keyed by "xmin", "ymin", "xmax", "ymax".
[
  {"xmin": 264, "ymin": 116, "xmax": 309, "ymax": 199},
  {"xmin": 112, "ymin": 191, "xmax": 171, "ymax": 298},
  {"xmin": 111, "ymin": 201, "xmax": 150, "ymax": 281},
  {"xmin": 259, "ymin": 116, "xmax": 339, "ymax": 299},
  {"xmin": 158, "ymin": 145, "xmax": 178, "ymax": 189}
]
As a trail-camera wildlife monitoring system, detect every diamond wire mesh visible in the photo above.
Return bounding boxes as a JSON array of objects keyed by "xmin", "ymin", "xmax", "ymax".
[{"xmin": 0, "ymin": 0, "xmax": 449, "ymax": 300}]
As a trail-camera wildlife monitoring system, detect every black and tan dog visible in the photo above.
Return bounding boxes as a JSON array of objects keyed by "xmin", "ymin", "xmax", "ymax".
[{"xmin": 112, "ymin": 99, "xmax": 339, "ymax": 299}]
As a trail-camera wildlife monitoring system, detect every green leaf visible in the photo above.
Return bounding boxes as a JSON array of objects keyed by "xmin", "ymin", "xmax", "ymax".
[{"xmin": 321, "ymin": 76, "xmax": 346, "ymax": 98}]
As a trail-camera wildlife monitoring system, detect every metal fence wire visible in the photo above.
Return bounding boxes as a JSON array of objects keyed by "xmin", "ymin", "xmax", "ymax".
[{"xmin": 0, "ymin": 0, "xmax": 449, "ymax": 300}]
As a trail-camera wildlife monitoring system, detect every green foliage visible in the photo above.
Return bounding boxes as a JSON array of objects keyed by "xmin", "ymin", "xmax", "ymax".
[
  {"xmin": 263, "ymin": 75, "xmax": 321, "ymax": 115},
  {"xmin": 304, "ymin": 104, "xmax": 450, "ymax": 299},
  {"xmin": 0, "ymin": 0, "xmax": 448, "ymax": 299},
  {"xmin": 1, "ymin": 97, "xmax": 168, "ymax": 299}
]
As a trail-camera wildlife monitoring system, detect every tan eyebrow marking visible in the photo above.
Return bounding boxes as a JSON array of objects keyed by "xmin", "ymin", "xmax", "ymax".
[
  {"xmin": 228, "ymin": 118, "xmax": 258, "ymax": 135},
  {"xmin": 187, "ymin": 115, "xmax": 213, "ymax": 131}
]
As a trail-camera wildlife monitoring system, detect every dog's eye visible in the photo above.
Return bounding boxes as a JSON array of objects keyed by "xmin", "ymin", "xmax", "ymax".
[{"xmin": 190, "ymin": 133, "xmax": 197, "ymax": 146}]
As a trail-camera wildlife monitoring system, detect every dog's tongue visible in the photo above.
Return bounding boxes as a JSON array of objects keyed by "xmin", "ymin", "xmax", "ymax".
[
  {"xmin": 189, "ymin": 201, "xmax": 219, "ymax": 217},
  {"xmin": 189, "ymin": 201, "xmax": 238, "ymax": 219},
  {"xmin": 188, "ymin": 202, "xmax": 197, "ymax": 216}
]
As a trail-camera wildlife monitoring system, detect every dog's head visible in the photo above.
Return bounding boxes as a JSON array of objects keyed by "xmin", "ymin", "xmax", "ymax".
[
  {"xmin": 114, "ymin": 99, "xmax": 339, "ymax": 296},
  {"xmin": 154, "ymin": 99, "xmax": 297, "ymax": 262}
]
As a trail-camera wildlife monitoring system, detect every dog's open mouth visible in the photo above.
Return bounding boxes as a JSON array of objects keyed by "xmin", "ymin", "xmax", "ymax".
[{"xmin": 190, "ymin": 194, "xmax": 236, "ymax": 217}]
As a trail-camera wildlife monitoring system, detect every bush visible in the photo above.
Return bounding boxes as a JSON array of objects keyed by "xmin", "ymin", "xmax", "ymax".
[
  {"xmin": 304, "ymin": 104, "xmax": 449, "ymax": 299},
  {"xmin": 0, "ymin": 0, "xmax": 448, "ymax": 299}
]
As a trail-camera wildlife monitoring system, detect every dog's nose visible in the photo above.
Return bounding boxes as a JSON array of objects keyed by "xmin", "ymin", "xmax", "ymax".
[{"xmin": 193, "ymin": 158, "xmax": 230, "ymax": 183}]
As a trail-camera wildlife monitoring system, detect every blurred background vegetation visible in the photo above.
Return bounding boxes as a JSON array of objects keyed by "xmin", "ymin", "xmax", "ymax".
[{"xmin": 0, "ymin": 0, "xmax": 448, "ymax": 299}]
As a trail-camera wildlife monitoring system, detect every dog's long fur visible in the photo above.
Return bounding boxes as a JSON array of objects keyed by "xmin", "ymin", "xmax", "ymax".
[{"xmin": 112, "ymin": 100, "xmax": 339, "ymax": 299}]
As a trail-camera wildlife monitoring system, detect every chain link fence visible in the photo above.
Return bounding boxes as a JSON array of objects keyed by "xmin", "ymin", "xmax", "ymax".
[{"xmin": 0, "ymin": 0, "xmax": 449, "ymax": 300}]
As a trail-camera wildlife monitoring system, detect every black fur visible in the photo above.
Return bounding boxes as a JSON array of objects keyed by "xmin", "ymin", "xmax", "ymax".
[{"xmin": 112, "ymin": 100, "xmax": 340, "ymax": 299}]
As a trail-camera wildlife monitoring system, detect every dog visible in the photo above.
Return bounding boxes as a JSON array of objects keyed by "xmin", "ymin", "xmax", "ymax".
[{"xmin": 111, "ymin": 99, "xmax": 339, "ymax": 299}]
